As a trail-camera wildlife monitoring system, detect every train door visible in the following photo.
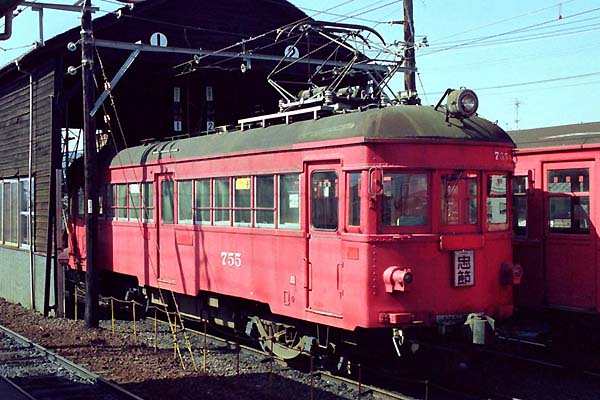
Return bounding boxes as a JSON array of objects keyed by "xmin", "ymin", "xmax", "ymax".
[
  {"xmin": 306, "ymin": 163, "xmax": 344, "ymax": 317},
  {"xmin": 156, "ymin": 173, "xmax": 177, "ymax": 284},
  {"xmin": 543, "ymin": 161, "xmax": 596, "ymax": 309}
]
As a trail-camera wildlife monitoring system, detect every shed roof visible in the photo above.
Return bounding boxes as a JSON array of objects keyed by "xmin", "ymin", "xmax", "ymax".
[
  {"xmin": 111, "ymin": 105, "xmax": 513, "ymax": 167},
  {"xmin": 1, "ymin": 0, "xmax": 310, "ymax": 74}
]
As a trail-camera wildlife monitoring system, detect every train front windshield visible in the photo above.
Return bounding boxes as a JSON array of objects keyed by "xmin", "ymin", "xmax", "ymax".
[{"xmin": 376, "ymin": 170, "xmax": 510, "ymax": 233}]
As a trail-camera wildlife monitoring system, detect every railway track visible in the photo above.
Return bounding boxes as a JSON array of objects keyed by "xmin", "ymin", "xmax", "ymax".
[
  {"xmin": 0, "ymin": 323, "xmax": 144, "ymax": 400},
  {"xmin": 148, "ymin": 314, "xmax": 420, "ymax": 400}
]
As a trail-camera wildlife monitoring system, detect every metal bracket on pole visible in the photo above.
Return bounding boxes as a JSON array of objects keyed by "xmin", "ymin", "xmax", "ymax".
[
  {"xmin": 21, "ymin": 1, "xmax": 100, "ymax": 47},
  {"xmin": 90, "ymin": 38, "xmax": 397, "ymax": 74},
  {"xmin": 90, "ymin": 43, "xmax": 141, "ymax": 117},
  {"xmin": 23, "ymin": 1, "xmax": 99, "ymax": 12}
]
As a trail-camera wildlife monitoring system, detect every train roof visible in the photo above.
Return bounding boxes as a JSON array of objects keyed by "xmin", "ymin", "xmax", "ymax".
[
  {"xmin": 509, "ymin": 121, "xmax": 600, "ymax": 150},
  {"xmin": 111, "ymin": 105, "xmax": 514, "ymax": 167}
]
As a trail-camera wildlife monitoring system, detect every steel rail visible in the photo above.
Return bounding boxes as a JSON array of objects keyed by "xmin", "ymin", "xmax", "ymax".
[
  {"xmin": 149, "ymin": 316, "xmax": 415, "ymax": 400},
  {"xmin": 311, "ymin": 370, "xmax": 419, "ymax": 400},
  {"xmin": 0, "ymin": 323, "xmax": 145, "ymax": 400}
]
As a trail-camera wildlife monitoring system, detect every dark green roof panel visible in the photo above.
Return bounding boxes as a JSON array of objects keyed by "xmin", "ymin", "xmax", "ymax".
[{"xmin": 112, "ymin": 106, "xmax": 513, "ymax": 167}]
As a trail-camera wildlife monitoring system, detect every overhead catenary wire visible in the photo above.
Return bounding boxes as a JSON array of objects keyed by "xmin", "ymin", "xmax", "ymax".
[
  {"xmin": 426, "ymin": 0, "xmax": 579, "ymax": 45},
  {"xmin": 424, "ymin": 19, "xmax": 600, "ymax": 52},
  {"xmin": 420, "ymin": 70, "xmax": 600, "ymax": 98},
  {"xmin": 418, "ymin": 5, "xmax": 600, "ymax": 58}
]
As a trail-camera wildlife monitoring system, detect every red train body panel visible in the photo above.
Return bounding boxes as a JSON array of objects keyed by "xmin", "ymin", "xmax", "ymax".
[
  {"xmin": 69, "ymin": 105, "xmax": 518, "ymax": 334},
  {"xmin": 510, "ymin": 123, "xmax": 600, "ymax": 313}
]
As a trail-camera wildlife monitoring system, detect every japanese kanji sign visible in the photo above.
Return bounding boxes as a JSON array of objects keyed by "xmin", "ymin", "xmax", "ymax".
[{"xmin": 454, "ymin": 250, "xmax": 474, "ymax": 287}]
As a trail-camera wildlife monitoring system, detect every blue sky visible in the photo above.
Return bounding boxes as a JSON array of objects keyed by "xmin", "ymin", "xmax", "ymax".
[{"xmin": 1, "ymin": 0, "xmax": 599, "ymax": 130}]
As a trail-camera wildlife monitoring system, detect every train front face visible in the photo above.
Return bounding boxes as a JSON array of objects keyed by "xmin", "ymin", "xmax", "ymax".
[
  {"xmin": 342, "ymin": 104, "xmax": 519, "ymax": 343},
  {"xmin": 356, "ymin": 148, "xmax": 519, "ymax": 334}
]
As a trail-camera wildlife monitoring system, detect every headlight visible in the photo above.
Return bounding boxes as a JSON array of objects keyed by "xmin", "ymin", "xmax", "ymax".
[{"xmin": 447, "ymin": 89, "xmax": 478, "ymax": 119}]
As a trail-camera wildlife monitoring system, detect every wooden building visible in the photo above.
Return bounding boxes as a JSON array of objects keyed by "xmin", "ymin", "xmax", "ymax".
[{"xmin": 0, "ymin": 0, "xmax": 361, "ymax": 311}]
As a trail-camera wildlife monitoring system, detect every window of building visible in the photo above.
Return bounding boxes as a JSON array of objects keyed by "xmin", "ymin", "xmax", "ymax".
[
  {"xmin": 279, "ymin": 174, "xmax": 300, "ymax": 230},
  {"xmin": 547, "ymin": 168, "xmax": 589, "ymax": 234},
  {"xmin": 19, "ymin": 179, "xmax": 32, "ymax": 247},
  {"xmin": 194, "ymin": 179, "xmax": 210, "ymax": 225},
  {"xmin": 486, "ymin": 174, "xmax": 508, "ymax": 230},
  {"xmin": 311, "ymin": 171, "xmax": 338, "ymax": 231},
  {"xmin": 512, "ymin": 176, "xmax": 527, "ymax": 236},
  {"xmin": 213, "ymin": 178, "xmax": 230, "ymax": 225},
  {"xmin": 255, "ymin": 175, "xmax": 275, "ymax": 228},
  {"xmin": 0, "ymin": 187, "xmax": 2, "ymax": 243},
  {"xmin": 348, "ymin": 173, "xmax": 361, "ymax": 227},
  {"xmin": 382, "ymin": 173, "xmax": 428, "ymax": 227},
  {"xmin": 3, "ymin": 181, "xmax": 18, "ymax": 244},
  {"xmin": 0, "ymin": 178, "xmax": 33, "ymax": 249},
  {"xmin": 161, "ymin": 180, "xmax": 174, "ymax": 224},
  {"xmin": 178, "ymin": 180, "xmax": 193, "ymax": 224},
  {"xmin": 234, "ymin": 177, "xmax": 251, "ymax": 226},
  {"xmin": 442, "ymin": 172, "xmax": 478, "ymax": 225}
]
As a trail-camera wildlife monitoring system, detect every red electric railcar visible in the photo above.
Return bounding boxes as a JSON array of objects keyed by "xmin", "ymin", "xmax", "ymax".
[
  {"xmin": 510, "ymin": 122, "xmax": 600, "ymax": 314},
  {"xmin": 68, "ymin": 93, "xmax": 521, "ymax": 358}
]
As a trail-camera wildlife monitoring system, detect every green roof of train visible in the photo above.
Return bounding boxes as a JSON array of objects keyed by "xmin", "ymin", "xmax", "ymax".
[{"xmin": 111, "ymin": 105, "xmax": 513, "ymax": 167}]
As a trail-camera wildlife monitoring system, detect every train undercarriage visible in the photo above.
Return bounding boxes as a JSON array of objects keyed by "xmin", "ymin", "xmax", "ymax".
[{"xmin": 65, "ymin": 268, "xmax": 496, "ymax": 370}]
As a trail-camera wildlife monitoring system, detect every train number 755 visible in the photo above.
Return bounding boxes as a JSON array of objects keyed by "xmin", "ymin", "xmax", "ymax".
[
  {"xmin": 221, "ymin": 252, "xmax": 242, "ymax": 267},
  {"xmin": 494, "ymin": 151, "xmax": 510, "ymax": 161}
]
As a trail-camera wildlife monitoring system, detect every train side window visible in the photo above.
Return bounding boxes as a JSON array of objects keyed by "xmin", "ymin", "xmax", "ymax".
[
  {"xmin": 98, "ymin": 189, "xmax": 104, "ymax": 219},
  {"xmin": 213, "ymin": 178, "xmax": 230, "ymax": 226},
  {"xmin": 142, "ymin": 183, "xmax": 154, "ymax": 223},
  {"xmin": 105, "ymin": 184, "xmax": 115, "ymax": 221},
  {"xmin": 442, "ymin": 172, "xmax": 478, "ymax": 226},
  {"xmin": 255, "ymin": 175, "xmax": 275, "ymax": 228},
  {"xmin": 178, "ymin": 180, "xmax": 193, "ymax": 224},
  {"xmin": 116, "ymin": 184, "xmax": 128, "ymax": 221},
  {"xmin": 486, "ymin": 174, "xmax": 508, "ymax": 230},
  {"xmin": 129, "ymin": 183, "xmax": 141, "ymax": 222},
  {"xmin": 161, "ymin": 180, "xmax": 174, "ymax": 224},
  {"xmin": 348, "ymin": 173, "xmax": 361, "ymax": 227},
  {"xmin": 311, "ymin": 171, "xmax": 338, "ymax": 231},
  {"xmin": 382, "ymin": 173, "xmax": 428, "ymax": 227},
  {"xmin": 547, "ymin": 168, "xmax": 590, "ymax": 234},
  {"xmin": 234, "ymin": 177, "xmax": 252, "ymax": 226},
  {"xmin": 279, "ymin": 174, "xmax": 300, "ymax": 230},
  {"xmin": 512, "ymin": 176, "xmax": 527, "ymax": 236},
  {"xmin": 194, "ymin": 179, "xmax": 210, "ymax": 225}
]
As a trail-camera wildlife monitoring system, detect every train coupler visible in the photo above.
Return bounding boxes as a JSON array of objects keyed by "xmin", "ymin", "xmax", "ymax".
[
  {"xmin": 465, "ymin": 313, "xmax": 495, "ymax": 345},
  {"xmin": 392, "ymin": 328, "xmax": 404, "ymax": 357}
]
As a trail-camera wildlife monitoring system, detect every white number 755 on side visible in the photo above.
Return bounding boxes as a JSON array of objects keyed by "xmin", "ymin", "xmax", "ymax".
[{"xmin": 220, "ymin": 252, "xmax": 242, "ymax": 267}]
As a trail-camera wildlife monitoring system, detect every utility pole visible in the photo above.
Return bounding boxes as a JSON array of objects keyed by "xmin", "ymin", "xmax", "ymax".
[
  {"xmin": 81, "ymin": 0, "xmax": 99, "ymax": 328},
  {"xmin": 403, "ymin": 0, "xmax": 417, "ymax": 103},
  {"xmin": 514, "ymin": 98, "xmax": 521, "ymax": 130}
]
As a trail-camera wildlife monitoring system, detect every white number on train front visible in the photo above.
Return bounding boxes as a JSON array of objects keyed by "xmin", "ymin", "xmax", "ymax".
[
  {"xmin": 494, "ymin": 151, "xmax": 510, "ymax": 161},
  {"xmin": 221, "ymin": 252, "xmax": 242, "ymax": 267}
]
